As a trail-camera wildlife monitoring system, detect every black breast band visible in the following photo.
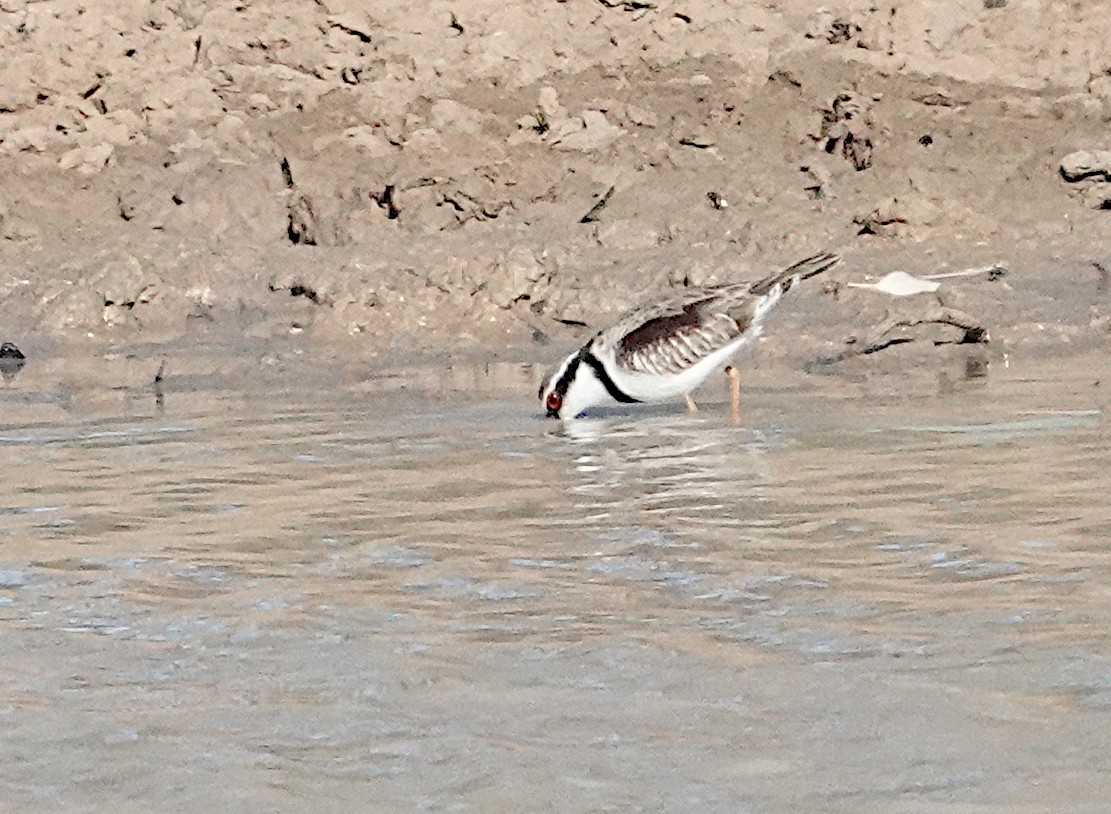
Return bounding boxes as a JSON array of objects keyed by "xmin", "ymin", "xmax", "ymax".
[{"xmin": 581, "ymin": 348, "xmax": 640, "ymax": 404}]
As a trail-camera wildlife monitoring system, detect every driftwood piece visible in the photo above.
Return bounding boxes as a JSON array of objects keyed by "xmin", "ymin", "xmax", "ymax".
[{"xmin": 818, "ymin": 306, "xmax": 989, "ymax": 364}]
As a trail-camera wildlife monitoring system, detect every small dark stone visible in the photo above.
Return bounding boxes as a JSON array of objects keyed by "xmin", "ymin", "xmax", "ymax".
[
  {"xmin": 0, "ymin": 342, "xmax": 26, "ymax": 382},
  {"xmin": 375, "ymin": 185, "xmax": 400, "ymax": 220},
  {"xmin": 960, "ymin": 326, "xmax": 989, "ymax": 344},
  {"xmin": 0, "ymin": 342, "xmax": 24, "ymax": 360}
]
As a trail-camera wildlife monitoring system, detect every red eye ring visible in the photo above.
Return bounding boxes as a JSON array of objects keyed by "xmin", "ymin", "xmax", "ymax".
[{"xmin": 545, "ymin": 392, "xmax": 562, "ymax": 412}]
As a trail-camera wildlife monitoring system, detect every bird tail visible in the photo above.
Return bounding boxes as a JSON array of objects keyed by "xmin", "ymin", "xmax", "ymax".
[{"xmin": 750, "ymin": 252, "xmax": 840, "ymax": 297}]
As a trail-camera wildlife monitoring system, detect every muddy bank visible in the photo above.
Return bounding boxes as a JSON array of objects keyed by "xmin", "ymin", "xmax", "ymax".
[{"xmin": 1, "ymin": 0, "xmax": 1109, "ymax": 378}]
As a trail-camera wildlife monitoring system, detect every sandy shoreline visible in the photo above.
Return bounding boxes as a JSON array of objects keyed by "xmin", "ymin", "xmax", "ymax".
[{"xmin": 1, "ymin": 0, "xmax": 1109, "ymax": 382}]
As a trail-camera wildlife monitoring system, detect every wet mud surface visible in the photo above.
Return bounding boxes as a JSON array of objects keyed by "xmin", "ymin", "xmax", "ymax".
[{"xmin": 0, "ymin": 1, "xmax": 1109, "ymax": 361}]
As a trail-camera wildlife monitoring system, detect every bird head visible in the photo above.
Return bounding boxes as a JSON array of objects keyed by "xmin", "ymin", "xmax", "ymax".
[{"xmin": 538, "ymin": 347, "xmax": 610, "ymax": 419}]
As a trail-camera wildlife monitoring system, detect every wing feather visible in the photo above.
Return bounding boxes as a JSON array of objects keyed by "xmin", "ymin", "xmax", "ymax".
[
  {"xmin": 614, "ymin": 302, "xmax": 751, "ymax": 376},
  {"xmin": 590, "ymin": 252, "xmax": 840, "ymax": 377}
]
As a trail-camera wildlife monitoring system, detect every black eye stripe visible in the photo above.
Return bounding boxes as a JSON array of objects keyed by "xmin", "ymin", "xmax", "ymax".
[{"xmin": 552, "ymin": 354, "xmax": 582, "ymax": 398}]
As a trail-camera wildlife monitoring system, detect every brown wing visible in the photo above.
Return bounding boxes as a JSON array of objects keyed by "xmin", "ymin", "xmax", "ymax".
[
  {"xmin": 597, "ymin": 252, "xmax": 839, "ymax": 377},
  {"xmin": 613, "ymin": 290, "xmax": 753, "ymax": 376}
]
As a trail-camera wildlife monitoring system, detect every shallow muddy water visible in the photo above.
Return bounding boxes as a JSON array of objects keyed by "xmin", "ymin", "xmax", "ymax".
[{"xmin": 2, "ymin": 348, "xmax": 1111, "ymax": 813}]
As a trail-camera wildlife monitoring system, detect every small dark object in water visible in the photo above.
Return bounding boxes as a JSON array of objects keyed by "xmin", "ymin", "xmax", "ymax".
[
  {"xmin": 964, "ymin": 356, "xmax": 989, "ymax": 380},
  {"xmin": 153, "ymin": 360, "xmax": 166, "ymax": 410},
  {"xmin": 0, "ymin": 342, "xmax": 25, "ymax": 382}
]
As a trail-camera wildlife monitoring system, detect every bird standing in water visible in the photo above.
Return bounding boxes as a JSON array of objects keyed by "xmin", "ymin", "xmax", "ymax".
[{"xmin": 539, "ymin": 252, "xmax": 840, "ymax": 421}]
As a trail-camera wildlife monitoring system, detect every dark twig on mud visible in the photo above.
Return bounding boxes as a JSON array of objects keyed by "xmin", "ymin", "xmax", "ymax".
[{"xmin": 580, "ymin": 186, "xmax": 615, "ymax": 223}]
